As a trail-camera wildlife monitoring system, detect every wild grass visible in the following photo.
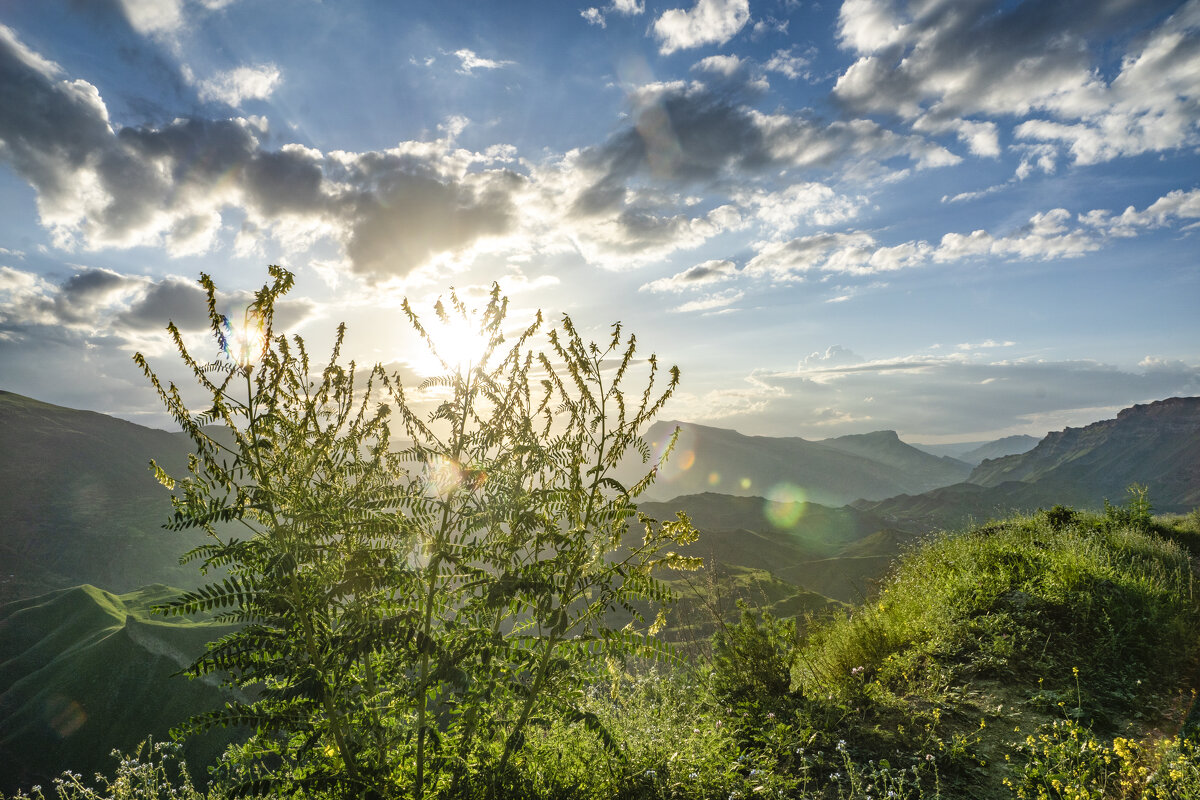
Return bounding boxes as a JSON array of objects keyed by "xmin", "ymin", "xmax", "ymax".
[{"xmin": 8, "ymin": 501, "xmax": 1200, "ymax": 799}]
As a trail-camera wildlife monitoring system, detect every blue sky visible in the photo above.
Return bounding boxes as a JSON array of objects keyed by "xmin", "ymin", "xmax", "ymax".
[{"xmin": 1, "ymin": 0, "xmax": 1198, "ymax": 442}]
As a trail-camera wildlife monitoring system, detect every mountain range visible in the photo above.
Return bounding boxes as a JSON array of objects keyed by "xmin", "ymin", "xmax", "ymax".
[
  {"xmin": 629, "ymin": 420, "xmax": 973, "ymax": 506},
  {"xmin": 2, "ymin": 389, "xmax": 1198, "ymax": 789}
]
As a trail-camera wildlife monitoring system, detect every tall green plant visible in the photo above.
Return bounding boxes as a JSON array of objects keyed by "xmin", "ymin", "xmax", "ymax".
[{"xmin": 136, "ymin": 268, "xmax": 698, "ymax": 798}]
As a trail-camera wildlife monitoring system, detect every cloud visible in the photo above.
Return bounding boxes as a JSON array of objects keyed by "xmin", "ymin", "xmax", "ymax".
[
  {"xmin": 763, "ymin": 46, "xmax": 813, "ymax": 81},
  {"xmin": 581, "ymin": 0, "xmax": 645, "ymax": 28},
  {"xmin": 0, "ymin": 26, "xmax": 526, "ymax": 281},
  {"xmin": 0, "ymin": 266, "xmax": 315, "ymax": 339},
  {"xmin": 189, "ymin": 63, "xmax": 282, "ymax": 107},
  {"xmin": 671, "ymin": 287, "xmax": 743, "ymax": 313},
  {"xmin": 117, "ymin": 0, "xmax": 185, "ymax": 36},
  {"xmin": 734, "ymin": 182, "xmax": 867, "ymax": 231},
  {"xmin": 452, "ymin": 49, "xmax": 515, "ymax": 75},
  {"xmin": 567, "ymin": 78, "xmax": 956, "ymax": 220},
  {"xmin": 723, "ymin": 350, "xmax": 1200, "ymax": 438},
  {"xmin": 652, "ymin": 0, "xmax": 751, "ymax": 55},
  {"xmin": 745, "ymin": 188, "xmax": 1200, "ymax": 280},
  {"xmin": 639, "ymin": 258, "xmax": 738, "ymax": 292},
  {"xmin": 832, "ymin": 0, "xmax": 1200, "ymax": 166}
]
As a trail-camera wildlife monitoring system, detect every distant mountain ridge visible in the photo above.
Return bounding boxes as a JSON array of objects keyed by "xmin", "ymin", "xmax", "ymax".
[
  {"xmin": 910, "ymin": 435, "xmax": 1039, "ymax": 465},
  {"xmin": 858, "ymin": 397, "xmax": 1200, "ymax": 529},
  {"xmin": 968, "ymin": 398, "xmax": 1200, "ymax": 508},
  {"xmin": 631, "ymin": 420, "xmax": 972, "ymax": 506},
  {"xmin": 0, "ymin": 391, "xmax": 209, "ymax": 603}
]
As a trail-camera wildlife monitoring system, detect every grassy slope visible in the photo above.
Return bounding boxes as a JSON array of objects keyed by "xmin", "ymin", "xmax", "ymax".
[
  {"xmin": 0, "ymin": 585, "xmax": 242, "ymax": 794},
  {"xmin": 0, "ymin": 391, "xmax": 208, "ymax": 603}
]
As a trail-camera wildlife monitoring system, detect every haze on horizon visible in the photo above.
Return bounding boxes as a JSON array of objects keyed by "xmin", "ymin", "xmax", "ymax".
[{"xmin": 0, "ymin": 0, "xmax": 1197, "ymax": 444}]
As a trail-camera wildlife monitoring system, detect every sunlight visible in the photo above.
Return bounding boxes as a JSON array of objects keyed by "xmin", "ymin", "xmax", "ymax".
[
  {"xmin": 429, "ymin": 314, "xmax": 489, "ymax": 370},
  {"xmin": 222, "ymin": 308, "xmax": 267, "ymax": 368}
]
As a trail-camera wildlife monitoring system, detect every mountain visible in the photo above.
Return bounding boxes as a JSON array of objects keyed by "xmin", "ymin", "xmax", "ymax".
[
  {"xmin": 0, "ymin": 391, "xmax": 208, "ymax": 603},
  {"xmin": 967, "ymin": 398, "xmax": 1200, "ymax": 509},
  {"xmin": 630, "ymin": 421, "xmax": 972, "ymax": 506},
  {"xmin": 639, "ymin": 493, "xmax": 916, "ymax": 603},
  {"xmin": 858, "ymin": 397, "xmax": 1200, "ymax": 530},
  {"xmin": 956, "ymin": 434, "xmax": 1040, "ymax": 465},
  {"xmin": 909, "ymin": 434, "xmax": 1040, "ymax": 465},
  {"xmin": 0, "ymin": 584, "xmax": 241, "ymax": 793}
]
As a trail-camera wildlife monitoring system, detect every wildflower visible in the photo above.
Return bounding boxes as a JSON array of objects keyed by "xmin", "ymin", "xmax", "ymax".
[
  {"xmin": 837, "ymin": 739, "xmax": 848, "ymax": 752},
  {"xmin": 766, "ymin": 711, "xmax": 775, "ymax": 719},
  {"xmin": 645, "ymin": 770, "xmax": 656, "ymax": 778},
  {"xmin": 926, "ymin": 754, "xmax": 935, "ymax": 762}
]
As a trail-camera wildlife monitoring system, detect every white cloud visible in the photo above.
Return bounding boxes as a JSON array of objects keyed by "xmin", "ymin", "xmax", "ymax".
[
  {"xmin": 832, "ymin": 0, "xmax": 1200, "ymax": 167},
  {"xmin": 190, "ymin": 63, "xmax": 282, "ymax": 107},
  {"xmin": 452, "ymin": 49, "xmax": 515, "ymax": 75},
  {"xmin": 763, "ymin": 46, "xmax": 812, "ymax": 81},
  {"xmin": 672, "ymin": 287, "xmax": 743, "ymax": 313},
  {"xmin": 640, "ymin": 259, "xmax": 738, "ymax": 292},
  {"xmin": 581, "ymin": 0, "xmax": 644, "ymax": 27},
  {"xmin": 652, "ymin": 0, "xmax": 751, "ymax": 55},
  {"xmin": 118, "ymin": 0, "xmax": 185, "ymax": 36}
]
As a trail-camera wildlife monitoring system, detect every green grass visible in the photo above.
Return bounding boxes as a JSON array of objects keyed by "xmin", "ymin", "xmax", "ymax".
[{"xmin": 7, "ymin": 506, "xmax": 1200, "ymax": 799}]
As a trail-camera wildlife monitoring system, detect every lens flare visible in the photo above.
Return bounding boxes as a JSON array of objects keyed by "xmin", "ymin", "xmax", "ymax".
[
  {"xmin": 649, "ymin": 425, "xmax": 698, "ymax": 485},
  {"xmin": 740, "ymin": 477, "xmax": 752, "ymax": 490},
  {"xmin": 222, "ymin": 307, "xmax": 266, "ymax": 368},
  {"xmin": 764, "ymin": 483, "xmax": 808, "ymax": 530},
  {"xmin": 707, "ymin": 471, "xmax": 721, "ymax": 486}
]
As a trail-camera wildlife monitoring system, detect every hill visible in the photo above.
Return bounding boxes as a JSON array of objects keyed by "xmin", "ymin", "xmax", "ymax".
[
  {"xmin": 968, "ymin": 397, "xmax": 1200, "ymax": 509},
  {"xmin": 0, "ymin": 584, "xmax": 241, "ymax": 793},
  {"xmin": 639, "ymin": 492, "xmax": 915, "ymax": 603},
  {"xmin": 630, "ymin": 420, "xmax": 971, "ymax": 506},
  {"xmin": 0, "ymin": 391, "xmax": 207, "ymax": 603},
  {"xmin": 910, "ymin": 434, "xmax": 1039, "ymax": 464},
  {"xmin": 858, "ymin": 397, "xmax": 1200, "ymax": 530}
]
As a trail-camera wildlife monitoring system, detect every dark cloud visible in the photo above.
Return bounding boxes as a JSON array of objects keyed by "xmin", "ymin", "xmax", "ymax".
[
  {"xmin": 570, "ymin": 78, "xmax": 955, "ymax": 219},
  {"xmin": 0, "ymin": 25, "xmax": 524, "ymax": 278}
]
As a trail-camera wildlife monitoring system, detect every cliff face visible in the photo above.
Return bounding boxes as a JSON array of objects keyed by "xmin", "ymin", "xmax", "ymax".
[{"xmin": 967, "ymin": 397, "xmax": 1200, "ymax": 511}]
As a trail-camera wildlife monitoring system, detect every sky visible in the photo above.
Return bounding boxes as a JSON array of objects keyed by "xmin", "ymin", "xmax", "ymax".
[{"xmin": 0, "ymin": 0, "xmax": 1198, "ymax": 444}]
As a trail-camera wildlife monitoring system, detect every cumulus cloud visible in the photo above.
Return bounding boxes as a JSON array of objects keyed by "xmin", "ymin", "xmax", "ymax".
[
  {"xmin": 763, "ymin": 46, "xmax": 813, "ymax": 81},
  {"xmin": 671, "ymin": 287, "xmax": 743, "ymax": 313},
  {"xmin": 0, "ymin": 26, "xmax": 525, "ymax": 281},
  {"xmin": 0, "ymin": 266, "xmax": 315, "ymax": 340},
  {"xmin": 639, "ymin": 259, "xmax": 738, "ymax": 292},
  {"xmin": 581, "ymin": 0, "xmax": 644, "ymax": 28},
  {"xmin": 189, "ymin": 63, "xmax": 282, "ymax": 107},
  {"xmin": 566, "ymin": 78, "xmax": 956, "ymax": 222},
  {"xmin": 744, "ymin": 188, "xmax": 1200, "ymax": 280},
  {"xmin": 832, "ymin": 0, "xmax": 1200, "ymax": 166},
  {"xmin": 452, "ymin": 49, "xmax": 515, "ymax": 75},
  {"xmin": 652, "ymin": 0, "xmax": 751, "ymax": 55}
]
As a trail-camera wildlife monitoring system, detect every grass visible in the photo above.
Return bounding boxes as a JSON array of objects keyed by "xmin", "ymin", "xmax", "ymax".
[{"xmin": 6, "ymin": 503, "xmax": 1200, "ymax": 799}]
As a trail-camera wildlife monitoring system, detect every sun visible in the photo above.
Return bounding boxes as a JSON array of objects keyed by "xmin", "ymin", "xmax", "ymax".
[{"xmin": 417, "ymin": 313, "xmax": 491, "ymax": 375}]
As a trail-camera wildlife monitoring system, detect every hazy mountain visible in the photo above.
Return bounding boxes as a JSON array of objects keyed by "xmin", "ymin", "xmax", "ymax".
[
  {"xmin": 858, "ymin": 397, "xmax": 1200, "ymax": 530},
  {"xmin": 957, "ymin": 435, "xmax": 1040, "ymax": 465},
  {"xmin": 631, "ymin": 421, "xmax": 972, "ymax": 506},
  {"xmin": 909, "ymin": 434, "xmax": 1039, "ymax": 465},
  {"xmin": 0, "ymin": 392, "xmax": 208, "ymax": 603},
  {"xmin": 0, "ymin": 584, "xmax": 240, "ymax": 793}
]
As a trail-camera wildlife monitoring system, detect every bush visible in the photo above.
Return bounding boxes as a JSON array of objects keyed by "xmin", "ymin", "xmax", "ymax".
[{"xmin": 135, "ymin": 269, "xmax": 700, "ymax": 798}]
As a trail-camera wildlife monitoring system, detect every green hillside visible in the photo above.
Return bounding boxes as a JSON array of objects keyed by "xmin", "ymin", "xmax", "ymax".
[
  {"xmin": 9, "ymin": 509, "xmax": 1200, "ymax": 800},
  {"xmin": 0, "ymin": 585, "xmax": 242, "ymax": 794},
  {"xmin": 0, "ymin": 392, "xmax": 209, "ymax": 603},
  {"xmin": 968, "ymin": 397, "xmax": 1200, "ymax": 511}
]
